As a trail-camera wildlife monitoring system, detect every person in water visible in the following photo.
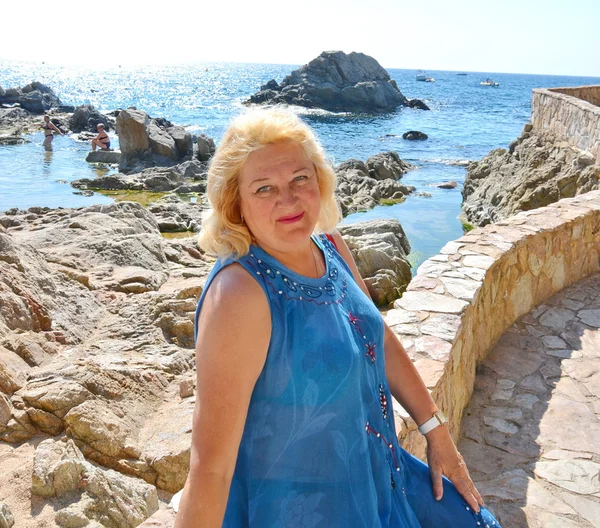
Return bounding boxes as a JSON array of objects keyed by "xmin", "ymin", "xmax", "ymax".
[
  {"xmin": 91, "ymin": 123, "xmax": 111, "ymax": 151},
  {"xmin": 174, "ymin": 108, "xmax": 502, "ymax": 528},
  {"xmin": 41, "ymin": 115, "xmax": 63, "ymax": 149}
]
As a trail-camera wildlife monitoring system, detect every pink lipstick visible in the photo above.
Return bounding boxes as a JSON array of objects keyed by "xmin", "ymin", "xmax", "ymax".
[{"xmin": 277, "ymin": 212, "xmax": 305, "ymax": 224}]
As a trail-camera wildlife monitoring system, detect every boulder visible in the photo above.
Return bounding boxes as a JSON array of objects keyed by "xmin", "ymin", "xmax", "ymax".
[
  {"xmin": 0, "ymin": 82, "xmax": 61, "ymax": 113},
  {"xmin": 195, "ymin": 133, "xmax": 216, "ymax": 163},
  {"xmin": 402, "ymin": 130, "xmax": 428, "ymax": 140},
  {"xmin": 436, "ymin": 181, "xmax": 457, "ymax": 189},
  {"xmin": 0, "ymin": 502, "xmax": 14, "ymax": 528},
  {"xmin": 85, "ymin": 150, "xmax": 121, "ymax": 164},
  {"xmin": 116, "ymin": 109, "xmax": 151, "ymax": 154},
  {"xmin": 116, "ymin": 109, "xmax": 213, "ymax": 172},
  {"xmin": 339, "ymin": 219, "xmax": 412, "ymax": 306},
  {"xmin": 461, "ymin": 126, "xmax": 600, "ymax": 227},
  {"xmin": 148, "ymin": 194, "xmax": 204, "ymax": 233},
  {"xmin": 366, "ymin": 151, "xmax": 413, "ymax": 181},
  {"xmin": 148, "ymin": 122, "xmax": 178, "ymax": 160},
  {"xmin": 335, "ymin": 153, "xmax": 415, "ymax": 215},
  {"xmin": 406, "ymin": 99, "xmax": 430, "ymax": 110},
  {"xmin": 168, "ymin": 126, "xmax": 193, "ymax": 159},
  {"xmin": 0, "ymin": 135, "xmax": 29, "ymax": 145},
  {"xmin": 70, "ymin": 105, "xmax": 112, "ymax": 133},
  {"xmin": 246, "ymin": 51, "xmax": 408, "ymax": 114},
  {"xmin": 32, "ymin": 438, "xmax": 159, "ymax": 527},
  {"xmin": 176, "ymin": 159, "xmax": 207, "ymax": 180}
]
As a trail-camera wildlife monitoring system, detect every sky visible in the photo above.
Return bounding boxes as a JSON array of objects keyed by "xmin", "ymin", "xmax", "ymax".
[{"xmin": 1, "ymin": 0, "xmax": 598, "ymax": 77}]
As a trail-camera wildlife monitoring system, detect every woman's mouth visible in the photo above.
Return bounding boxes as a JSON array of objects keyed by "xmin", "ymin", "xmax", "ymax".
[{"xmin": 277, "ymin": 212, "xmax": 305, "ymax": 224}]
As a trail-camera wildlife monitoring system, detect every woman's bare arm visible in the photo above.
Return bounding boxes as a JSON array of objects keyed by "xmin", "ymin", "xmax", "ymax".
[
  {"xmin": 174, "ymin": 263, "xmax": 271, "ymax": 528},
  {"xmin": 330, "ymin": 231, "xmax": 483, "ymax": 511}
]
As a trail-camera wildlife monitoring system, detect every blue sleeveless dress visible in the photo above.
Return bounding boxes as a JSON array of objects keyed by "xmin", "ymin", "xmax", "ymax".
[{"xmin": 194, "ymin": 234, "xmax": 502, "ymax": 528}]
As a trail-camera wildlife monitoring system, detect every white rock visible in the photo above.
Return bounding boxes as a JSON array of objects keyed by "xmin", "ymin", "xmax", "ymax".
[
  {"xmin": 533, "ymin": 459, "xmax": 600, "ymax": 494},
  {"xmin": 394, "ymin": 291, "xmax": 468, "ymax": 314}
]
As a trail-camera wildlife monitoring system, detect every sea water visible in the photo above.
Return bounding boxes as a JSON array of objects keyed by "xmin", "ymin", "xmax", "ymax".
[{"xmin": 1, "ymin": 60, "xmax": 598, "ymax": 269}]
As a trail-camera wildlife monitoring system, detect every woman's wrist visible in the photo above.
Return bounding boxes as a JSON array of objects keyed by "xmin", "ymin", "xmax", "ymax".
[{"xmin": 424, "ymin": 423, "xmax": 451, "ymax": 444}]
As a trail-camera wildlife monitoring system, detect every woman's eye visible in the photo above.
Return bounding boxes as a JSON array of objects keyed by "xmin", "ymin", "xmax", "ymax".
[
  {"xmin": 255, "ymin": 185, "xmax": 272, "ymax": 194},
  {"xmin": 293, "ymin": 175, "xmax": 308, "ymax": 183}
]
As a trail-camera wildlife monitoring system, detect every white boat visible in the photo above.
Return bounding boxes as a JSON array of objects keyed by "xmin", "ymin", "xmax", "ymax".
[
  {"xmin": 416, "ymin": 70, "xmax": 430, "ymax": 81},
  {"xmin": 480, "ymin": 78, "xmax": 499, "ymax": 87}
]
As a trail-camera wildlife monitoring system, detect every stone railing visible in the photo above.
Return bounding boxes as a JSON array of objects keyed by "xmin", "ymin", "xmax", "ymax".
[
  {"xmin": 532, "ymin": 86, "xmax": 600, "ymax": 165},
  {"xmin": 388, "ymin": 190, "xmax": 600, "ymax": 459}
]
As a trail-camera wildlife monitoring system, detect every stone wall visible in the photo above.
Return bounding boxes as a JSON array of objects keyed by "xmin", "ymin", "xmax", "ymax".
[
  {"xmin": 531, "ymin": 86, "xmax": 600, "ymax": 165},
  {"xmin": 388, "ymin": 191, "xmax": 600, "ymax": 459}
]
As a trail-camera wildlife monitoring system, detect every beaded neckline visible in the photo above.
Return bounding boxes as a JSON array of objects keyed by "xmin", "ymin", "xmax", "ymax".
[{"xmin": 247, "ymin": 235, "xmax": 333, "ymax": 285}]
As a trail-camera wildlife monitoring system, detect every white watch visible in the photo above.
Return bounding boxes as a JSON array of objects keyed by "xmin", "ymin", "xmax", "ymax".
[{"xmin": 418, "ymin": 410, "xmax": 448, "ymax": 435}]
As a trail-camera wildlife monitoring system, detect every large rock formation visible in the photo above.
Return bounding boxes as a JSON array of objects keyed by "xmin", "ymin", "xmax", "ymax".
[
  {"xmin": 462, "ymin": 125, "xmax": 600, "ymax": 227},
  {"xmin": 72, "ymin": 160, "xmax": 208, "ymax": 194},
  {"xmin": 0, "ymin": 82, "xmax": 62, "ymax": 114},
  {"xmin": 116, "ymin": 109, "xmax": 197, "ymax": 172},
  {"xmin": 70, "ymin": 104, "xmax": 112, "ymax": 133},
  {"xmin": 32, "ymin": 438, "xmax": 158, "ymax": 527},
  {"xmin": 336, "ymin": 151, "xmax": 415, "ymax": 215},
  {"xmin": 246, "ymin": 51, "xmax": 408, "ymax": 114},
  {"xmin": 338, "ymin": 219, "xmax": 412, "ymax": 306},
  {"xmin": 0, "ymin": 198, "xmax": 413, "ymax": 525}
]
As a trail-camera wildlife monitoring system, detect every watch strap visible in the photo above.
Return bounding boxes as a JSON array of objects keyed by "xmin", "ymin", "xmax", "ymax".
[{"xmin": 418, "ymin": 411, "xmax": 447, "ymax": 435}]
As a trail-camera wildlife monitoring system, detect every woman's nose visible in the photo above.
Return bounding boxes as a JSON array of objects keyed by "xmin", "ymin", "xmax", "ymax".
[{"xmin": 277, "ymin": 187, "xmax": 299, "ymax": 207}]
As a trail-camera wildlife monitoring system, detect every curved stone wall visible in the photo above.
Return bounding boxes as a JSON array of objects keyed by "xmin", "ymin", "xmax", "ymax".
[
  {"xmin": 388, "ymin": 190, "xmax": 600, "ymax": 459},
  {"xmin": 532, "ymin": 86, "xmax": 600, "ymax": 165}
]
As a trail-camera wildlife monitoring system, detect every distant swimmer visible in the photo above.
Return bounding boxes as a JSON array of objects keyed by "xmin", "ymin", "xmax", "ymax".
[
  {"xmin": 40, "ymin": 115, "xmax": 63, "ymax": 149},
  {"xmin": 91, "ymin": 123, "xmax": 111, "ymax": 151}
]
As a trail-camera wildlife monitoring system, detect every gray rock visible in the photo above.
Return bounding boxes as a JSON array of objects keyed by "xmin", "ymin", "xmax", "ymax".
[
  {"xmin": 0, "ymin": 82, "xmax": 61, "ymax": 113},
  {"xmin": 246, "ymin": 51, "xmax": 408, "ymax": 114},
  {"xmin": 85, "ymin": 150, "xmax": 121, "ymax": 164},
  {"xmin": 335, "ymin": 153, "xmax": 415, "ymax": 215},
  {"xmin": 32, "ymin": 439, "xmax": 159, "ymax": 527},
  {"xmin": 0, "ymin": 502, "xmax": 14, "ymax": 528},
  {"xmin": 406, "ymin": 99, "xmax": 430, "ymax": 111},
  {"xmin": 366, "ymin": 151, "xmax": 413, "ymax": 181},
  {"xmin": 195, "ymin": 134, "xmax": 216, "ymax": 163},
  {"xmin": 339, "ymin": 219, "xmax": 411, "ymax": 306},
  {"xmin": 402, "ymin": 130, "xmax": 428, "ymax": 140},
  {"xmin": 70, "ymin": 105, "xmax": 112, "ymax": 133},
  {"xmin": 436, "ymin": 181, "xmax": 457, "ymax": 189},
  {"xmin": 168, "ymin": 126, "xmax": 193, "ymax": 158},
  {"xmin": 176, "ymin": 159, "xmax": 207, "ymax": 180},
  {"xmin": 116, "ymin": 109, "xmax": 151, "ymax": 155},
  {"xmin": 147, "ymin": 122, "xmax": 178, "ymax": 160},
  {"xmin": 462, "ymin": 129, "xmax": 600, "ymax": 227}
]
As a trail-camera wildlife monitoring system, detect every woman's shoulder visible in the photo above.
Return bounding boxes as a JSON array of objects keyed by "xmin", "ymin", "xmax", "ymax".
[{"xmin": 205, "ymin": 261, "xmax": 268, "ymax": 312}]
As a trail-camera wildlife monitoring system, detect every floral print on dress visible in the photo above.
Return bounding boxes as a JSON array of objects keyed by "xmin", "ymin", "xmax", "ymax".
[{"xmin": 273, "ymin": 491, "xmax": 325, "ymax": 528}]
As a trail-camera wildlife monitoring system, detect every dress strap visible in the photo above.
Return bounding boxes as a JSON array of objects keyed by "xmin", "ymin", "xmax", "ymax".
[{"xmin": 325, "ymin": 233, "xmax": 338, "ymax": 251}]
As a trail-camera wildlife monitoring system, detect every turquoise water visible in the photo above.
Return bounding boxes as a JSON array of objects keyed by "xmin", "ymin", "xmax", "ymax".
[{"xmin": 1, "ymin": 60, "xmax": 599, "ymax": 268}]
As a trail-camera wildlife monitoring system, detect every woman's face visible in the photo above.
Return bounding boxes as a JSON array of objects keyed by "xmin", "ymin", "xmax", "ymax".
[{"xmin": 238, "ymin": 142, "xmax": 321, "ymax": 253}]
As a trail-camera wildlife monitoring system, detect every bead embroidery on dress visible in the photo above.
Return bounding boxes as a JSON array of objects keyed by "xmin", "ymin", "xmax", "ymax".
[
  {"xmin": 244, "ymin": 249, "xmax": 348, "ymax": 306},
  {"xmin": 364, "ymin": 343, "xmax": 377, "ymax": 363},
  {"xmin": 379, "ymin": 384, "xmax": 388, "ymax": 419}
]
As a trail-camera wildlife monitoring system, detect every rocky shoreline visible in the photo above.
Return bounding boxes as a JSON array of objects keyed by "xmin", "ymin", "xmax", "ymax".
[
  {"xmin": 461, "ymin": 124, "xmax": 600, "ymax": 227},
  {"xmin": 0, "ymin": 199, "xmax": 411, "ymax": 526}
]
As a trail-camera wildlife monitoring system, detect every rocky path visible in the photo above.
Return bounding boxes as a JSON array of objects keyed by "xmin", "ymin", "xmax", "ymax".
[{"xmin": 459, "ymin": 274, "xmax": 600, "ymax": 527}]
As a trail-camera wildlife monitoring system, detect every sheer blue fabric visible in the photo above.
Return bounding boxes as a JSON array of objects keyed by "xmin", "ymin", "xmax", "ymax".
[{"xmin": 194, "ymin": 234, "xmax": 502, "ymax": 527}]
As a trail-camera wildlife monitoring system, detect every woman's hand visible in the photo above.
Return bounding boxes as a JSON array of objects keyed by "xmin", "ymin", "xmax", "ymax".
[{"xmin": 425, "ymin": 426, "xmax": 484, "ymax": 513}]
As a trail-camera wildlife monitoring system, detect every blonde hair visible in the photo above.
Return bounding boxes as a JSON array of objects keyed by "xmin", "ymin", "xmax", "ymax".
[{"xmin": 199, "ymin": 107, "xmax": 340, "ymax": 258}]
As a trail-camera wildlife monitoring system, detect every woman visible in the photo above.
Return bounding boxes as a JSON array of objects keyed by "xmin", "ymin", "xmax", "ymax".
[
  {"xmin": 40, "ymin": 115, "xmax": 63, "ymax": 149},
  {"xmin": 176, "ymin": 108, "xmax": 501, "ymax": 527},
  {"xmin": 91, "ymin": 123, "xmax": 110, "ymax": 150}
]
